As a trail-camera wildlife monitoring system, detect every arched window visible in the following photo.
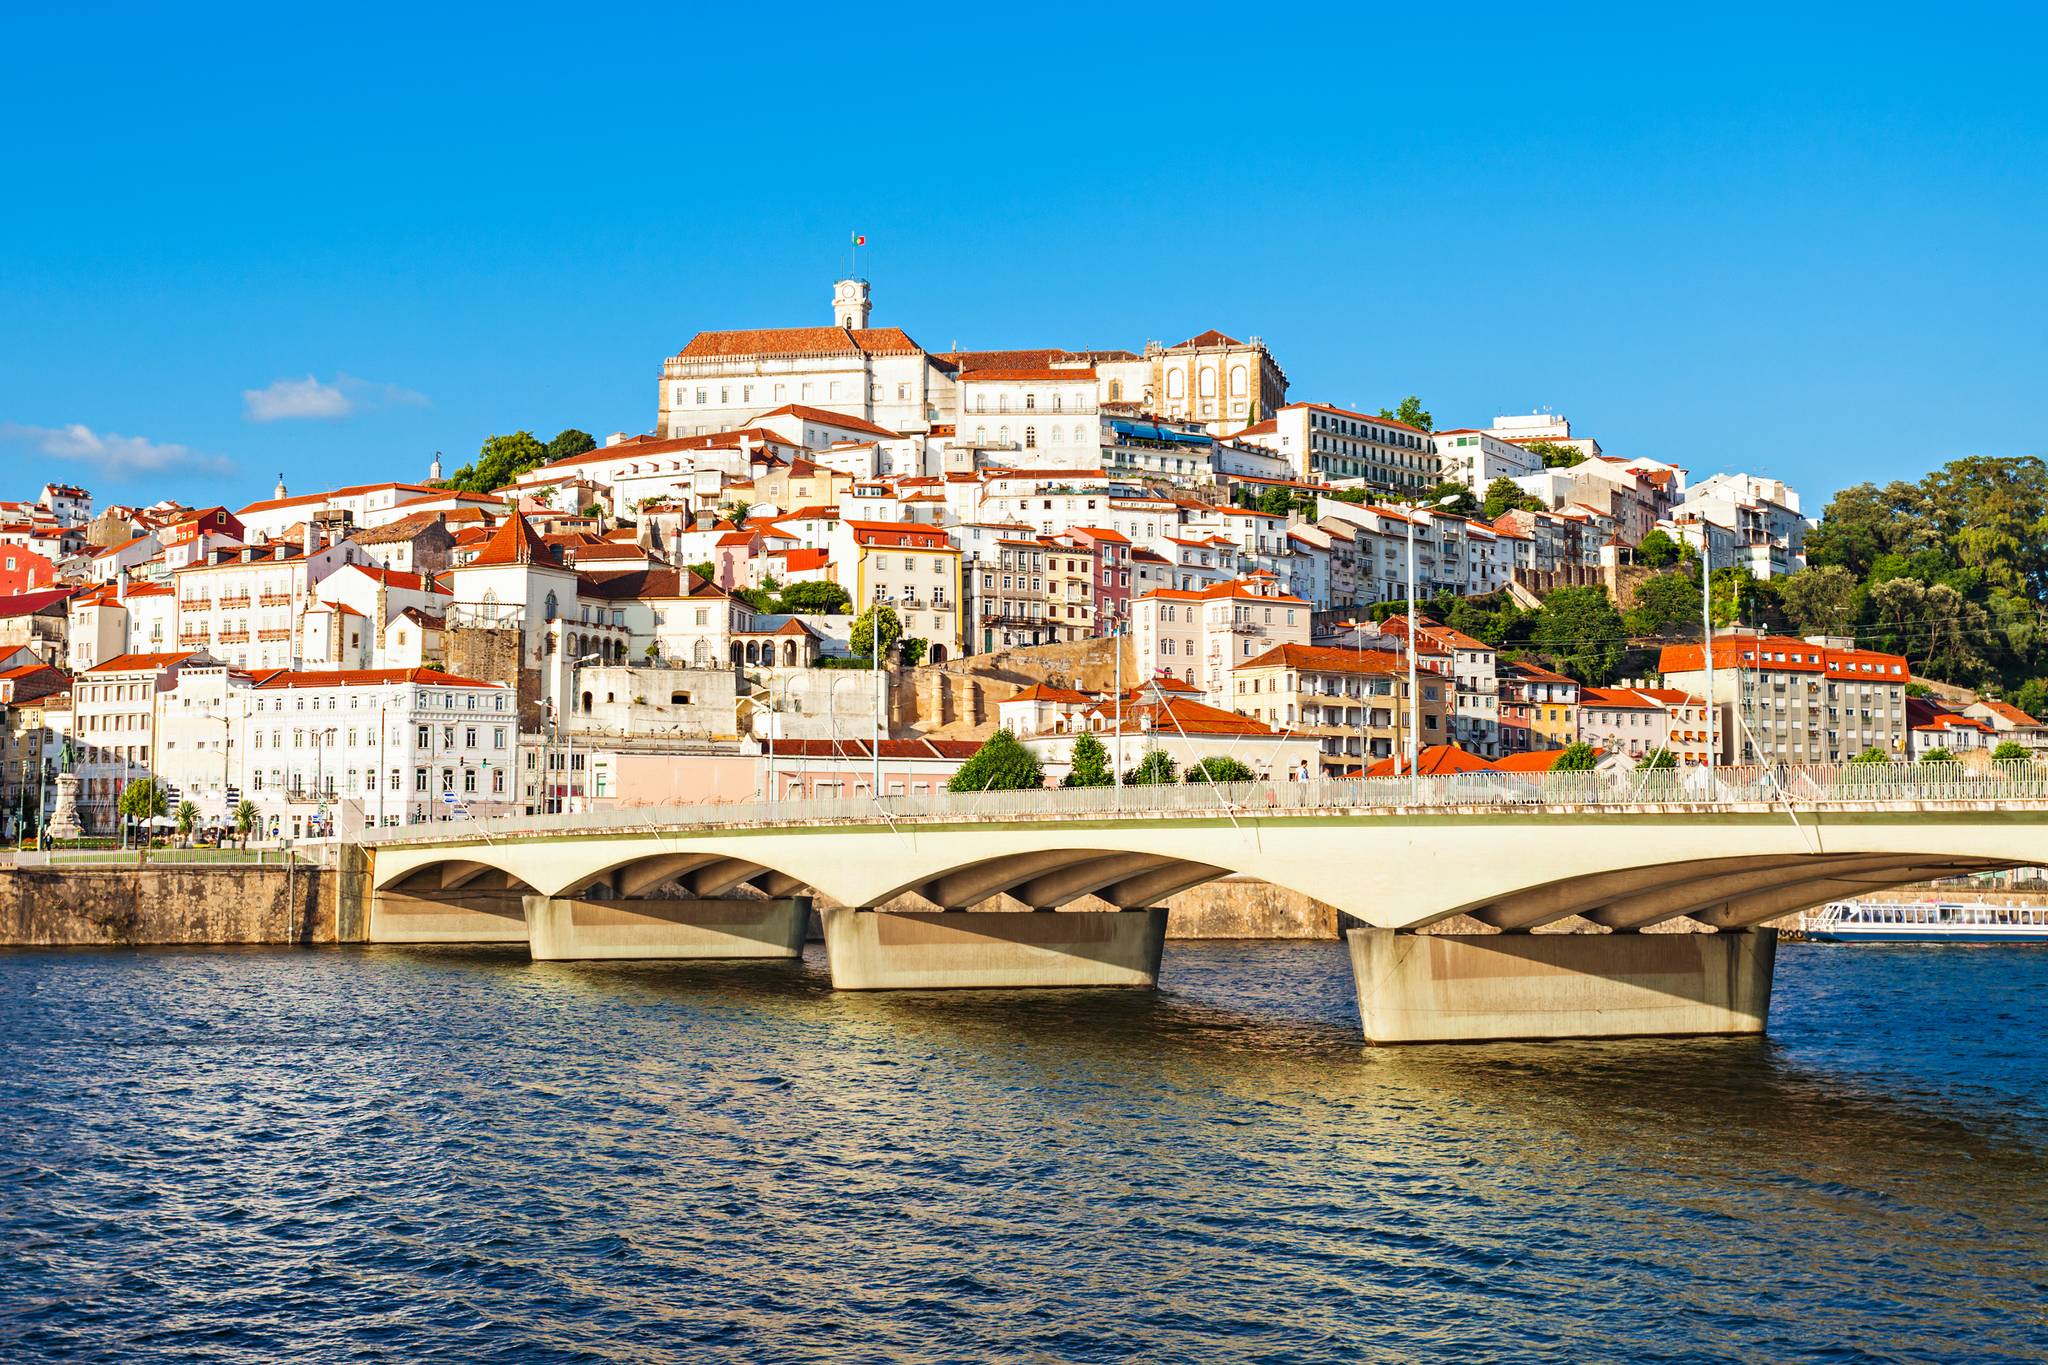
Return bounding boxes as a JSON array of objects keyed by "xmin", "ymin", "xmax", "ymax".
[
  {"xmin": 1025, "ymin": 393, "xmax": 1036, "ymax": 411},
  {"xmin": 975, "ymin": 426, "xmax": 987, "ymax": 444},
  {"xmin": 1074, "ymin": 425, "xmax": 1087, "ymax": 445},
  {"xmin": 1167, "ymin": 370, "xmax": 1186, "ymax": 399},
  {"xmin": 1024, "ymin": 426, "xmax": 1037, "ymax": 449},
  {"xmin": 692, "ymin": 639, "xmax": 709, "ymax": 665},
  {"xmin": 1230, "ymin": 365, "xmax": 1248, "ymax": 396},
  {"xmin": 1108, "ymin": 380, "xmax": 1123, "ymax": 401},
  {"xmin": 1198, "ymin": 367, "xmax": 1216, "ymax": 397},
  {"xmin": 1052, "ymin": 393, "xmax": 1063, "ymax": 411},
  {"xmin": 974, "ymin": 394, "xmax": 986, "ymax": 413},
  {"xmin": 998, "ymin": 425, "xmax": 1010, "ymax": 445},
  {"xmin": 1049, "ymin": 425, "xmax": 1064, "ymax": 445},
  {"xmin": 998, "ymin": 394, "xmax": 1010, "ymax": 413}
]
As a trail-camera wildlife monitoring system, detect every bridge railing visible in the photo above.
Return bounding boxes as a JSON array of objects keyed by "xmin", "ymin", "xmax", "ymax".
[{"xmin": 352, "ymin": 758, "xmax": 2048, "ymax": 846}]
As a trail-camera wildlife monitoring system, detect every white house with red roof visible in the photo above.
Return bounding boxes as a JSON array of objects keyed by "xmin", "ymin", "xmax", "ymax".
[
  {"xmin": 1233, "ymin": 401, "xmax": 1434, "ymax": 492},
  {"xmin": 828, "ymin": 519, "xmax": 962, "ymax": 660},
  {"xmin": 1433, "ymin": 427, "xmax": 1543, "ymax": 494},
  {"xmin": 658, "ymin": 278, "xmax": 951, "ymax": 439}
]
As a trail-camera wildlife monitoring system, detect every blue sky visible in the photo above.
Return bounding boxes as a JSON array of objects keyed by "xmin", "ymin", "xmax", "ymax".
[{"xmin": 3, "ymin": 3, "xmax": 2043, "ymax": 513}]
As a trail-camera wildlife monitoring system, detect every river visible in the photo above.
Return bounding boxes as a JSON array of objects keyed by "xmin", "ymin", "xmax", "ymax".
[{"xmin": 2, "ymin": 940, "xmax": 2044, "ymax": 1363}]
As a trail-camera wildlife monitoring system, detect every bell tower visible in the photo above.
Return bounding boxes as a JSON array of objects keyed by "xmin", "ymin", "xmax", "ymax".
[{"xmin": 833, "ymin": 277, "xmax": 871, "ymax": 330}]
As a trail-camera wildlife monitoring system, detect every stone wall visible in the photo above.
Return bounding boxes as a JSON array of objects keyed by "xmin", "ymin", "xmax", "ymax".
[{"xmin": 0, "ymin": 866, "xmax": 338, "ymax": 946}]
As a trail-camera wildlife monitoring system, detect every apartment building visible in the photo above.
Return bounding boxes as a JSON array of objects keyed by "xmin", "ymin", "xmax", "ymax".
[
  {"xmin": 1499, "ymin": 660, "xmax": 1582, "ymax": 754},
  {"xmin": 1658, "ymin": 634, "xmax": 1909, "ymax": 764},
  {"xmin": 1235, "ymin": 403, "xmax": 1434, "ymax": 492},
  {"xmin": 831, "ymin": 519, "xmax": 963, "ymax": 661},
  {"xmin": 245, "ymin": 668, "xmax": 516, "ymax": 837},
  {"xmin": 1132, "ymin": 572, "xmax": 1311, "ymax": 703},
  {"xmin": 1577, "ymin": 685, "xmax": 1712, "ymax": 766},
  {"xmin": 1231, "ymin": 642, "xmax": 1451, "ymax": 774},
  {"xmin": 1434, "ymin": 428, "xmax": 1543, "ymax": 494},
  {"xmin": 73, "ymin": 651, "xmax": 201, "ymax": 834}
]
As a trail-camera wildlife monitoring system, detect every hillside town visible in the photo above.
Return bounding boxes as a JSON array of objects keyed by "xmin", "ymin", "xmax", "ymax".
[{"xmin": 0, "ymin": 277, "xmax": 2035, "ymax": 842}]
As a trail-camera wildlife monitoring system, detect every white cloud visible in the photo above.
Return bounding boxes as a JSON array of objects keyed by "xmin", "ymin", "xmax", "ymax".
[
  {"xmin": 0, "ymin": 422, "xmax": 235, "ymax": 479},
  {"xmin": 243, "ymin": 372, "xmax": 428, "ymax": 422}
]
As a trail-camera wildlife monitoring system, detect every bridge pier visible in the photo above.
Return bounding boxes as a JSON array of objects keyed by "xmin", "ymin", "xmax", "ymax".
[
  {"xmin": 820, "ymin": 906, "xmax": 1168, "ymax": 990},
  {"xmin": 1345, "ymin": 928, "xmax": 1776, "ymax": 1044},
  {"xmin": 524, "ymin": 895, "xmax": 811, "ymax": 961},
  {"xmin": 369, "ymin": 887, "xmax": 531, "ymax": 944}
]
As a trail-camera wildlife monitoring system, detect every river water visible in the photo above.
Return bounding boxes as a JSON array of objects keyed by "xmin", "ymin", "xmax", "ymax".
[{"xmin": 2, "ymin": 939, "xmax": 2044, "ymax": 1363}]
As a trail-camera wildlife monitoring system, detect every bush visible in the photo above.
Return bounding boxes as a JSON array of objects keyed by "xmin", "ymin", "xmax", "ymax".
[
  {"xmin": 1636, "ymin": 748, "xmax": 1677, "ymax": 771},
  {"xmin": 947, "ymin": 730, "xmax": 1044, "ymax": 792},
  {"xmin": 1126, "ymin": 749, "xmax": 1178, "ymax": 786},
  {"xmin": 1063, "ymin": 733, "xmax": 1114, "ymax": 788},
  {"xmin": 1552, "ymin": 742, "xmax": 1600, "ymax": 772},
  {"xmin": 1185, "ymin": 756, "xmax": 1256, "ymax": 784},
  {"xmin": 1992, "ymin": 740, "xmax": 2032, "ymax": 763},
  {"xmin": 1849, "ymin": 747, "xmax": 1891, "ymax": 764},
  {"xmin": 1919, "ymin": 747, "xmax": 1956, "ymax": 763}
]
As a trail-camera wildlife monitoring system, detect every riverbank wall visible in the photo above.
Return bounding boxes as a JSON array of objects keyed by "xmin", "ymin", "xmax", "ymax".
[
  {"xmin": 0, "ymin": 865, "xmax": 341, "ymax": 947},
  {"xmin": 0, "ymin": 863, "xmax": 1333, "ymax": 946}
]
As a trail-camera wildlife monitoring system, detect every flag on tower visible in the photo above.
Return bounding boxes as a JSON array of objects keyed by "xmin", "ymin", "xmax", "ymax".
[{"xmin": 852, "ymin": 232, "xmax": 865, "ymax": 246}]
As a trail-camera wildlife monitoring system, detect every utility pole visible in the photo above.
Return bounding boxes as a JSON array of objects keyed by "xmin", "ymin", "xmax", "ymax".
[
  {"xmin": 1405, "ymin": 511, "xmax": 1419, "ymax": 776},
  {"xmin": 1702, "ymin": 534, "xmax": 1716, "ymax": 774},
  {"xmin": 1113, "ymin": 625, "xmax": 1124, "ymax": 805}
]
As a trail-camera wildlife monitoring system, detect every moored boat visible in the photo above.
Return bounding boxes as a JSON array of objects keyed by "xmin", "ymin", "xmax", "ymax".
[{"xmin": 1804, "ymin": 899, "xmax": 2048, "ymax": 943}]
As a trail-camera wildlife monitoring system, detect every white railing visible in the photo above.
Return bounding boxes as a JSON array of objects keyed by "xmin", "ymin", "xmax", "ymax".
[{"xmin": 353, "ymin": 759, "xmax": 2048, "ymax": 847}]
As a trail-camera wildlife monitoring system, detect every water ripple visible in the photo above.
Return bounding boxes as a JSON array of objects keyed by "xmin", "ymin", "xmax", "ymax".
[{"xmin": 1, "ymin": 941, "xmax": 2044, "ymax": 1363}]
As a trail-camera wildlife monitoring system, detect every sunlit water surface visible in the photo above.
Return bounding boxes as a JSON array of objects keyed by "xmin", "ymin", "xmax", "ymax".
[{"xmin": 3, "ymin": 940, "xmax": 2045, "ymax": 1363}]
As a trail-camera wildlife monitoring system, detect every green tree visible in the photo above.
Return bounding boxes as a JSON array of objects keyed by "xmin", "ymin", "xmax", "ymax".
[
  {"xmin": 1777, "ymin": 564, "xmax": 1859, "ymax": 636},
  {"xmin": 898, "ymin": 637, "xmax": 929, "ymax": 668},
  {"xmin": 731, "ymin": 586, "xmax": 778, "ymax": 614},
  {"xmin": 1634, "ymin": 529, "xmax": 1681, "ymax": 568},
  {"xmin": 1623, "ymin": 571, "xmax": 1703, "ymax": 640},
  {"xmin": 117, "ymin": 778, "xmax": 169, "ymax": 838},
  {"xmin": 1424, "ymin": 481, "xmax": 1477, "ymax": 516},
  {"xmin": 1919, "ymin": 747, "xmax": 1957, "ymax": 764},
  {"xmin": 1850, "ymin": 746, "xmax": 1891, "ymax": 764},
  {"xmin": 1379, "ymin": 395, "xmax": 1432, "ymax": 432},
  {"xmin": 546, "ymin": 428, "xmax": 597, "ymax": 461},
  {"xmin": 686, "ymin": 560, "xmax": 716, "ymax": 583},
  {"xmin": 2014, "ymin": 680, "xmax": 2048, "ymax": 721},
  {"xmin": 779, "ymin": 580, "xmax": 852, "ymax": 615},
  {"xmin": 1185, "ymin": 755, "xmax": 1256, "ymax": 783},
  {"xmin": 1525, "ymin": 440, "xmax": 1584, "ymax": 469},
  {"xmin": 1552, "ymin": 742, "xmax": 1600, "ymax": 772},
  {"xmin": 581, "ymin": 503, "xmax": 605, "ymax": 519},
  {"xmin": 1126, "ymin": 749, "xmax": 1178, "ymax": 785},
  {"xmin": 850, "ymin": 605, "xmax": 903, "ymax": 662},
  {"xmin": 1063, "ymin": 732, "xmax": 1114, "ymax": 788},
  {"xmin": 445, "ymin": 430, "xmax": 550, "ymax": 493},
  {"xmin": 1636, "ymin": 747, "xmax": 1677, "ymax": 770},
  {"xmin": 1530, "ymin": 585, "xmax": 1628, "ymax": 684},
  {"xmin": 946, "ymin": 729, "xmax": 1044, "ymax": 792},
  {"xmin": 1481, "ymin": 476, "xmax": 1541, "ymax": 521},
  {"xmin": 720, "ymin": 500, "xmax": 753, "ymax": 525},
  {"xmin": 174, "ymin": 799, "xmax": 198, "ymax": 843},
  {"xmin": 1992, "ymin": 740, "xmax": 2032, "ymax": 763}
]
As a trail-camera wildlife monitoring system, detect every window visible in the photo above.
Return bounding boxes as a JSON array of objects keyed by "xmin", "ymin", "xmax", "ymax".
[
  {"xmin": 1024, "ymin": 426, "xmax": 1037, "ymax": 449},
  {"xmin": 414, "ymin": 767, "xmax": 428, "ymax": 792}
]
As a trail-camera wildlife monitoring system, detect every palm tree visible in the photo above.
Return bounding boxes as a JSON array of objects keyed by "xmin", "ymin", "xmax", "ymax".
[
  {"xmin": 174, "ymin": 800, "xmax": 198, "ymax": 846},
  {"xmin": 233, "ymin": 798, "xmax": 258, "ymax": 849}
]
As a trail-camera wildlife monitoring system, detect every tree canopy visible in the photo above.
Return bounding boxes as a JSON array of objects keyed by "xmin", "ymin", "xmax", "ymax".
[
  {"xmin": 117, "ymin": 779, "xmax": 168, "ymax": 823},
  {"xmin": 1530, "ymin": 586, "xmax": 1627, "ymax": 684},
  {"xmin": 1185, "ymin": 755, "xmax": 1256, "ymax": 784},
  {"xmin": 441, "ymin": 429, "xmax": 595, "ymax": 493},
  {"xmin": 1481, "ymin": 477, "xmax": 1543, "ymax": 521},
  {"xmin": 946, "ymin": 730, "xmax": 1044, "ymax": 792},
  {"xmin": 1524, "ymin": 440, "xmax": 1584, "ymax": 469},
  {"xmin": 1126, "ymin": 749, "xmax": 1178, "ymax": 786},
  {"xmin": 850, "ymin": 605, "xmax": 903, "ymax": 662},
  {"xmin": 1063, "ymin": 732, "xmax": 1114, "ymax": 788},
  {"xmin": 1379, "ymin": 395, "xmax": 1432, "ymax": 432},
  {"xmin": 1552, "ymin": 742, "xmax": 1600, "ymax": 772},
  {"xmin": 778, "ymin": 580, "xmax": 852, "ymax": 616}
]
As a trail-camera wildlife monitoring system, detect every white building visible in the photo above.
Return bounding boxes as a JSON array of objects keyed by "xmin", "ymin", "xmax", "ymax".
[
  {"xmin": 244, "ymin": 667, "xmax": 517, "ymax": 837},
  {"xmin": 1433, "ymin": 428, "xmax": 1543, "ymax": 494},
  {"xmin": 173, "ymin": 535, "xmax": 358, "ymax": 671},
  {"xmin": 1489, "ymin": 411, "xmax": 1601, "ymax": 460},
  {"xmin": 1670, "ymin": 473, "xmax": 1806, "ymax": 578},
  {"xmin": 658, "ymin": 279, "xmax": 950, "ymax": 438},
  {"xmin": 1234, "ymin": 403, "xmax": 1435, "ymax": 492}
]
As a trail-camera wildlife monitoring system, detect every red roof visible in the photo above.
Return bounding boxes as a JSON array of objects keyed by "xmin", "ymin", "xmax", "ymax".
[
  {"xmin": 676, "ymin": 326, "xmax": 922, "ymax": 360},
  {"xmin": 1005, "ymin": 683, "xmax": 1095, "ymax": 705},
  {"xmin": 752, "ymin": 403, "xmax": 903, "ymax": 439},
  {"xmin": 87, "ymin": 651, "xmax": 198, "ymax": 673},
  {"xmin": 1138, "ymin": 577, "xmax": 1309, "ymax": 606},
  {"xmin": 1237, "ymin": 643, "xmax": 1405, "ymax": 675},
  {"xmin": 1365, "ymin": 744, "xmax": 1492, "ymax": 777},
  {"xmin": 771, "ymin": 548, "xmax": 831, "ymax": 572},
  {"xmin": 466, "ymin": 511, "xmax": 554, "ymax": 568},
  {"xmin": 1974, "ymin": 698, "xmax": 2040, "ymax": 727},
  {"xmin": 1658, "ymin": 636, "xmax": 1908, "ymax": 678},
  {"xmin": 1491, "ymin": 749, "xmax": 1587, "ymax": 773},
  {"xmin": 1169, "ymin": 329, "xmax": 1244, "ymax": 350},
  {"xmin": 256, "ymin": 667, "xmax": 502, "ymax": 690},
  {"xmin": 956, "ymin": 367, "xmax": 1098, "ymax": 383},
  {"xmin": 847, "ymin": 520, "xmax": 952, "ymax": 549},
  {"xmin": 1090, "ymin": 695, "xmax": 1276, "ymax": 737}
]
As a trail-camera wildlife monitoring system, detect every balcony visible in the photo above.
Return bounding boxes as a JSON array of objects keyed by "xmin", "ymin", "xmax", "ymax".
[
  {"xmin": 257, "ymin": 628, "xmax": 292, "ymax": 642},
  {"xmin": 218, "ymin": 629, "xmax": 251, "ymax": 644},
  {"xmin": 217, "ymin": 593, "xmax": 251, "ymax": 609},
  {"xmin": 179, "ymin": 599, "xmax": 212, "ymax": 613},
  {"xmin": 259, "ymin": 593, "xmax": 293, "ymax": 607}
]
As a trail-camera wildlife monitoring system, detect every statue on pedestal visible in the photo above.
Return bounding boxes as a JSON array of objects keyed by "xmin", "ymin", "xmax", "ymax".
[{"xmin": 46, "ymin": 740, "xmax": 82, "ymax": 842}]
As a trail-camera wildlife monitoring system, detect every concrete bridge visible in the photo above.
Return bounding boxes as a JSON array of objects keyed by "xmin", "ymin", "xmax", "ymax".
[{"xmin": 356, "ymin": 763, "xmax": 2048, "ymax": 1042}]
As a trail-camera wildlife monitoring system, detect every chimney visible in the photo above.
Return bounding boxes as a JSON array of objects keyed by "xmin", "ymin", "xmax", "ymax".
[
  {"xmin": 302, "ymin": 520, "xmax": 317, "ymax": 556},
  {"xmin": 606, "ymin": 431, "xmax": 628, "ymax": 447},
  {"xmin": 374, "ymin": 581, "xmax": 389, "ymax": 657},
  {"xmin": 116, "ymin": 565, "xmax": 128, "ymax": 604}
]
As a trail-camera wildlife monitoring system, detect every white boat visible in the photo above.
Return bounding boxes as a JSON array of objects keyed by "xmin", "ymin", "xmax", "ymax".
[{"xmin": 1804, "ymin": 899, "xmax": 2048, "ymax": 944}]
